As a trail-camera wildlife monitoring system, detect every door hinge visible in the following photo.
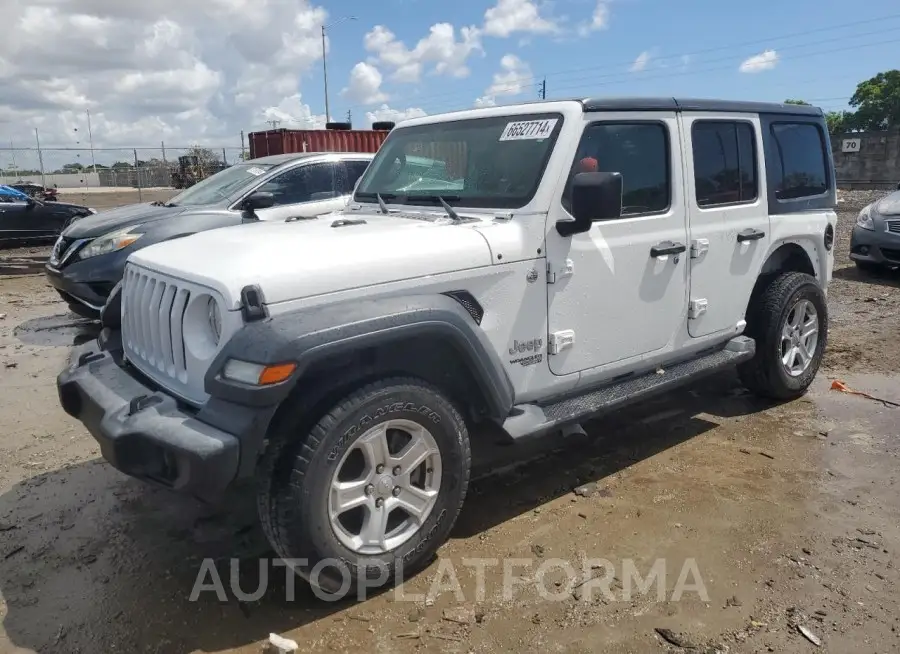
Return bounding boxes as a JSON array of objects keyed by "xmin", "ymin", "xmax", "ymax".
[
  {"xmin": 689, "ymin": 299, "xmax": 708, "ymax": 319},
  {"xmin": 690, "ymin": 239, "xmax": 709, "ymax": 258},
  {"xmin": 546, "ymin": 258, "xmax": 574, "ymax": 284},
  {"xmin": 548, "ymin": 329, "xmax": 575, "ymax": 354}
]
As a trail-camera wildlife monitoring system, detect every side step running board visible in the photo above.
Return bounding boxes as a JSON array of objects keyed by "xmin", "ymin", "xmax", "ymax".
[{"xmin": 503, "ymin": 336, "xmax": 755, "ymax": 440}]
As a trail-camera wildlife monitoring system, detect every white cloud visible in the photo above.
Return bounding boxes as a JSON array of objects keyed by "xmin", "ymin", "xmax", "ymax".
[
  {"xmin": 630, "ymin": 51, "xmax": 651, "ymax": 72},
  {"xmin": 364, "ymin": 105, "xmax": 428, "ymax": 127},
  {"xmin": 578, "ymin": 1, "xmax": 610, "ymax": 36},
  {"xmin": 474, "ymin": 54, "xmax": 533, "ymax": 108},
  {"xmin": 364, "ymin": 23, "xmax": 482, "ymax": 83},
  {"xmin": 739, "ymin": 49, "xmax": 779, "ymax": 73},
  {"xmin": 261, "ymin": 94, "xmax": 326, "ymax": 130},
  {"xmin": 488, "ymin": 54, "xmax": 533, "ymax": 96},
  {"xmin": 341, "ymin": 62, "xmax": 388, "ymax": 105},
  {"xmin": 0, "ymin": 0, "xmax": 331, "ymax": 152},
  {"xmin": 483, "ymin": 0, "xmax": 559, "ymax": 38}
]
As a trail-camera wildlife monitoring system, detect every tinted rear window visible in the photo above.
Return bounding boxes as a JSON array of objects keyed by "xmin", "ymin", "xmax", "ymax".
[{"xmin": 770, "ymin": 123, "xmax": 829, "ymax": 200}]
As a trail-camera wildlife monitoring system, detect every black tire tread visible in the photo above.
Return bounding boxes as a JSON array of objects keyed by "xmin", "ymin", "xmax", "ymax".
[
  {"xmin": 738, "ymin": 271, "xmax": 827, "ymax": 400},
  {"xmin": 259, "ymin": 376, "xmax": 471, "ymax": 585}
]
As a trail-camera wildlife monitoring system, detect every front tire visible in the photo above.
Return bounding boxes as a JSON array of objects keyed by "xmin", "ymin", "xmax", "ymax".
[
  {"xmin": 738, "ymin": 272, "xmax": 828, "ymax": 400},
  {"xmin": 258, "ymin": 377, "xmax": 471, "ymax": 595}
]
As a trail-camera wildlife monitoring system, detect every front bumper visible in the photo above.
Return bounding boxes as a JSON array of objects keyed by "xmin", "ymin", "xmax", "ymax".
[
  {"xmin": 45, "ymin": 249, "xmax": 127, "ymax": 317},
  {"xmin": 57, "ymin": 338, "xmax": 240, "ymax": 501},
  {"xmin": 850, "ymin": 224, "xmax": 900, "ymax": 266}
]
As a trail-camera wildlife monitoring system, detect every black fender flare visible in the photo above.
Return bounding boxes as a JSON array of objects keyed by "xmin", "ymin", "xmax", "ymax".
[{"xmin": 204, "ymin": 293, "xmax": 515, "ymax": 421}]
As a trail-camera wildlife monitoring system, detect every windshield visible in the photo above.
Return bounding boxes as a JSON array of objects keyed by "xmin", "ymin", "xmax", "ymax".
[
  {"xmin": 354, "ymin": 113, "xmax": 563, "ymax": 209},
  {"xmin": 167, "ymin": 162, "xmax": 274, "ymax": 206}
]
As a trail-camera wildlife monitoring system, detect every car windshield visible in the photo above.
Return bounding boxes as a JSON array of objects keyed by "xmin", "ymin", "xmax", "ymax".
[
  {"xmin": 354, "ymin": 113, "xmax": 563, "ymax": 209},
  {"xmin": 167, "ymin": 162, "xmax": 274, "ymax": 206}
]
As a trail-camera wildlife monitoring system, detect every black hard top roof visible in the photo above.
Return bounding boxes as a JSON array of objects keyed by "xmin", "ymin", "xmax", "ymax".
[{"xmin": 578, "ymin": 96, "xmax": 823, "ymax": 116}]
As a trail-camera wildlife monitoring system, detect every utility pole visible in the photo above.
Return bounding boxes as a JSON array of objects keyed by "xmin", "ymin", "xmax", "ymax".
[
  {"xmin": 266, "ymin": 120, "xmax": 281, "ymax": 129},
  {"xmin": 539, "ymin": 78, "xmax": 546, "ymax": 100},
  {"xmin": 9, "ymin": 140, "xmax": 17, "ymax": 180},
  {"xmin": 321, "ymin": 25, "xmax": 330, "ymax": 123},
  {"xmin": 321, "ymin": 16, "xmax": 357, "ymax": 123},
  {"xmin": 346, "ymin": 109, "xmax": 352, "ymax": 125},
  {"xmin": 34, "ymin": 128, "xmax": 46, "ymax": 188},
  {"xmin": 240, "ymin": 130, "xmax": 246, "ymax": 160},
  {"xmin": 86, "ymin": 109, "xmax": 97, "ymax": 175}
]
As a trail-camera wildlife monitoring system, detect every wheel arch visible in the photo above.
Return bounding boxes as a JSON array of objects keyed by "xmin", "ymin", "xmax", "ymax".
[{"xmin": 206, "ymin": 294, "xmax": 515, "ymax": 456}]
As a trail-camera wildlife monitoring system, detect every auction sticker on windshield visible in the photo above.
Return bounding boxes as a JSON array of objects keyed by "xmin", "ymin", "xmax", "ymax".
[
  {"xmin": 246, "ymin": 167, "xmax": 266, "ymax": 176},
  {"xmin": 499, "ymin": 118, "xmax": 558, "ymax": 141}
]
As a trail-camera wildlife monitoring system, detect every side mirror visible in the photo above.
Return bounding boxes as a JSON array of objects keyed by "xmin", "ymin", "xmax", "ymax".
[
  {"xmin": 241, "ymin": 191, "xmax": 275, "ymax": 212},
  {"xmin": 309, "ymin": 190, "xmax": 339, "ymax": 201},
  {"xmin": 556, "ymin": 172, "xmax": 623, "ymax": 237},
  {"xmin": 25, "ymin": 197, "xmax": 37, "ymax": 210}
]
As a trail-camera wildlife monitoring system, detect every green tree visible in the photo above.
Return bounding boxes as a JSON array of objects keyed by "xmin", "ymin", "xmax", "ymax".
[
  {"xmin": 784, "ymin": 99, "xmax": 811, "ymax": 105},
  {"xmin": 849, "ymin": 70, "xmax": 900, "ymax": 130},
  {"xmin": 825, "ymin": 110, "xmax": 856, "ymax": 135}
]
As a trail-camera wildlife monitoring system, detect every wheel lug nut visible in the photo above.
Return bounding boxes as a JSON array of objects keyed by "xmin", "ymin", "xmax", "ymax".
[
  {"xmin": 365, "ymin": 484, "xmax": 375, "ymax": 496},
  {"xmin": 392, "ymin": 466, "xmax": 402, "ymax": 476},
  {"xmin": 392, "ymin": 486, "xmax": 401, "ymax": 497},
  {"xmin": 376, "ymin": 464, "xmax": 385, "ymax": 474},
  {"xmin": 375, "ymin": 498, "xmax": 384, "ymax": 508}
]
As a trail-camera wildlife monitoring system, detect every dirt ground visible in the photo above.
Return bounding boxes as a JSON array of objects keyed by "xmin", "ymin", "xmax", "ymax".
[{"xmin": 1, "ymin": 195, "xmax": 899, "ymax": 654}]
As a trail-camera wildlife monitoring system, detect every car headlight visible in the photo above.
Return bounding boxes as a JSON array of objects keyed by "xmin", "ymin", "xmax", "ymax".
[
  {"xmin": 79, "ymin": 225, "xmax": 144, "ymax": 259},
  {"xmin": 857, "ymin": 204, "xmax": 875, "ymax": 231}
]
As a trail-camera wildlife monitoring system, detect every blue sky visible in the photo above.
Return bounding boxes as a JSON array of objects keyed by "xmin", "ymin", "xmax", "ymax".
[
  {"xmin": 316, "ymin": 0, "xmax": 900, "ymax": 122},
  {"xmin": 1, "ymin": 0, "xmax": 898, "ymax": 174}
]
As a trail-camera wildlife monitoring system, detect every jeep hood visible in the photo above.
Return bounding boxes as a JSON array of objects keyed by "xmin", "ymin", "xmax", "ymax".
[
  {"xmin": 875, "ymin": 191, "xmax": 900, "ymax": 216},
  {"xmin": 128, "ymin": 212, "xmax": 493, "ymax": 308},
  {"xmin": 63, "ymin": 203, "xmax": 191, "ymax": 238}
]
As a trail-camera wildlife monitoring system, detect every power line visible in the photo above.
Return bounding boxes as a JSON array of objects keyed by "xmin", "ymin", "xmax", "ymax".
[
  {"xmin": 345, "ymin": 12, "xmax": 900, "ymax": 113},
  {"xmin": 541, "ymin": 37, "xmax": 898, "ymax": 101},
  {"xmin": 456, "ymin": 26, "xmax": 900, "ymax": 105}
]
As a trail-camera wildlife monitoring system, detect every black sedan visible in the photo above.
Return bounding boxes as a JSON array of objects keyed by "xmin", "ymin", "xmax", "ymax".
[{"xmin": 0, "ymin": 186, "xmax": 95, "ymax": 245}]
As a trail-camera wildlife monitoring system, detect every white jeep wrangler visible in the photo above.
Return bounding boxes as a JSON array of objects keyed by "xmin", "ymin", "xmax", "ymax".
[{"xmin": 58, "ymin": 97, "xmax": 837, "ymax": 593}]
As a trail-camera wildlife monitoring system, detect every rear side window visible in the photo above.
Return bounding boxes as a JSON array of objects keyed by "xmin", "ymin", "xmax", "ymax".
[
  {"xmin": 769, "ymin": 123, "xmax": 829, "ymax": 200},
  {"xmin": 692, "ymin": 121, "xmax": 758, "ymax": 206},
  {"xmin": 563, "ymin": 122, "xmax": 670, "ymax": 216}
]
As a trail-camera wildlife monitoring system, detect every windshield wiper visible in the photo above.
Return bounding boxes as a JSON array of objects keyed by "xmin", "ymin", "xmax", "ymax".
[{"xmin": 404, "ymin": 194, "xmax": 462, "ymax": 222}]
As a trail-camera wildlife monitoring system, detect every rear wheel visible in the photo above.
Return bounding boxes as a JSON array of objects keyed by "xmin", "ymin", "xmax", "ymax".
[
  {"xmin": 738, "ymin": 272, "xmax": 828, "ymax": 400},
  {"xmin": 258, "ymin": 377, "xmax": 471, "ymax": 595}
]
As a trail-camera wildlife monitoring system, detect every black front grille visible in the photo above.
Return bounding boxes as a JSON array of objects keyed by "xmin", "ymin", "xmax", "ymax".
[
  {"xmin": 881, "ymin": 248, "xmax": 900, "ymax": 262},
  {"xmin": 887, "ymin": 221, "xmax": 900, "ymax": 234}
]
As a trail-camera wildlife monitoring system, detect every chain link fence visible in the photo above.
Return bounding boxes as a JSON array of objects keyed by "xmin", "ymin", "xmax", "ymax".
[{"xmin": 0, "ymin": 145, "xmax": 246, "ymax": 191}]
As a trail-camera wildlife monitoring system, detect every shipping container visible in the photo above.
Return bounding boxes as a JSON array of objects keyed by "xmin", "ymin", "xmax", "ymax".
[{"xmin": 248, "ymin": 128, "xmax": 390, "ymax": 159}]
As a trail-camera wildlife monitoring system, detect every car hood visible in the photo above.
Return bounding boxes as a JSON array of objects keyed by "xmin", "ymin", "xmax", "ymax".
[
  {"xmin": 875, "ymin": 191, "xmax": 900, "ymax": 217},
  {"xmin": 128, "ymin": 210, "xmax": 494, "ymax": 308},
  {"xmin": 62, "ymin": 203, "xmax": 192, "ymax": 238}
]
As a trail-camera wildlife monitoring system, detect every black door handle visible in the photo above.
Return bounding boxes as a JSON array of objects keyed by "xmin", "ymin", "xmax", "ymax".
[
  {"xmin": 650, "ymin": 241, "xmax": 687, "ymax": 257},
  {"xmin": 737, "ymin": 228, "xmax": 766, "ymax": 242}
]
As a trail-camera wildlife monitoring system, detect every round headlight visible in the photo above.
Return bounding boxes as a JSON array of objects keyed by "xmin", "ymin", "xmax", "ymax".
[{"xmin": 207, "ymin": 297, "xmax": 222, "ymax": 344}]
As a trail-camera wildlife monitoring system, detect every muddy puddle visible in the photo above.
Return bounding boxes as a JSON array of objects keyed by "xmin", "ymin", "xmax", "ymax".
[{"xmin": 12, "ymin": 314, "xmax": 100, "ymax": 348}]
